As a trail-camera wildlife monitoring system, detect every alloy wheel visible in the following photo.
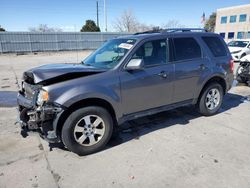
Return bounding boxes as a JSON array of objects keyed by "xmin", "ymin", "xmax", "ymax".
[
  {"xmin": 205, "ymin": 88, "xmax": 221, "ymax": 110},
  {"xmin": 73, "ymin": 115, "xmax": 105, "ymax": 146}
]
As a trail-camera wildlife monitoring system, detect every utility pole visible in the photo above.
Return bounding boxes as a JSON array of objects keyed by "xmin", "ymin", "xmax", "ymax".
[
  {"xmin": 104, "ymin": 0, "xmax": 107, "ymax": 31},
  {"xmin": 96, "ymin": 1, "xmax": 99, "ymax": 28}
]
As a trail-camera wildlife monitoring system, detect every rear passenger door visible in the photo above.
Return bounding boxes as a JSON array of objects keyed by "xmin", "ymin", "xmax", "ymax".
[{"xmin": 171, "ymin": 37, "xmax": 210, "ymax": 103}]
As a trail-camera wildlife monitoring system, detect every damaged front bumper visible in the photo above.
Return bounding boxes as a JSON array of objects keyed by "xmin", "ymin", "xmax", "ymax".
[{"xmin": 17, "ymin": 91, "xmax": 65, "ymax": 143}]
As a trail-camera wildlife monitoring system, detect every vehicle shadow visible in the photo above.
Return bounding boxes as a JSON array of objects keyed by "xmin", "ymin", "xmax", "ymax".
[
  {"xmin": 48, "ymin": 92, "xmax": 246, "ymax": 154},
  {"xmin": 106, "ymin": 92, "xmax": 245, "ymax": 149}
]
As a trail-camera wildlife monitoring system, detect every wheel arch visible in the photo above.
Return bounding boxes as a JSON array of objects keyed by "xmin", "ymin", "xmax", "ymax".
[
  {"xmin": 55, "ymin": 97, "xmax": 118, "ymax": 137},
  {"xmin": 196, "ymin": 76, "xmax": 227, "ymax": 104}
]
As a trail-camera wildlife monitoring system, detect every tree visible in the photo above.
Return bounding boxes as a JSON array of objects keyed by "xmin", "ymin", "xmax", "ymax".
[
  {"xmin": 80, "ymin": 20, "xmax": 100, "ymax": 32},
  {"xmin": 204, "ymin": 12, "xmax": 216, "ymax": 32},
  {"xmin": 113, "ymin": 9, "xmax": 154, "ymax": 33},
  {"xmin": 113, "ymin": 10, "xmax": 138, "ymax": 32},
  {"xmin": 0, "ymin": 25, "xmax": 5, "ymax": 32},
  {"xmin": 29, "ymin": 24, "xmax": 62, "ymax": 32}
]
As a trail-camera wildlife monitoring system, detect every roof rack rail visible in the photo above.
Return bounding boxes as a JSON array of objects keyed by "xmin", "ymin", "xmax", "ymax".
[
  {"xmin": 134, "ymin": 28, "xmax": 207, "ymax": 35},
  {"xmin": 134, "ymin": 30, "xmax": 161, "ymax": 35},
  {"xmin": 162, "ymin": 28, "xmax": 208, "ymax": 33}
]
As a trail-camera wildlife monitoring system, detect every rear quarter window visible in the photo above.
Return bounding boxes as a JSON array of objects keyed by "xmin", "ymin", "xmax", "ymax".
[
  {"xmin": 173, "ymin": 37, "xmax": 202, "ymax": 61},
  {"xmin": 202, "ymin": 36, "xmax": 227, "ymax": 57}
]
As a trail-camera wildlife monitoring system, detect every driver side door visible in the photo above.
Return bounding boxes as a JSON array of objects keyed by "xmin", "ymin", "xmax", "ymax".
[{"xmin": 119, "ymin": 38, "xmax": 174, "ymax": 115}]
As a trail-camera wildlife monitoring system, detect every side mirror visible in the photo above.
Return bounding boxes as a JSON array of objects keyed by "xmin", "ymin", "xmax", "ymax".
[{"xmin": 125, "ymin": 58, "xmax": 144, "ymax": 70}]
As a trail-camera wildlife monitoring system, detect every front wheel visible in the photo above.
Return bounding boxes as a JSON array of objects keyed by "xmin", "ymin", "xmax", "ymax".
[
  {"xmin": 198, "ymin": 83, "xmax": 223, "ymax": 116},
  {"xmin": 62, "ymin": 106, "xmax": 113, "ymax": 155}
]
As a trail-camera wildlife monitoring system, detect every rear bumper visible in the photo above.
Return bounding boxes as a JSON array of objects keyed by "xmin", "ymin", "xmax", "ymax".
[{"xmin": 17, "ymin": 91, "xmax": 64, "ymax": 143}]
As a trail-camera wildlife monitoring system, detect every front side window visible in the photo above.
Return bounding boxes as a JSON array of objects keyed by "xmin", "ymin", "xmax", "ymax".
[
  {"xmin": 230, "ymin": 15, "xmax": 237, "ymax": 23},
  {"xmin": 83, "ymin": 38, "xmax": 136, "ymax": 69},
  {"xmin": 221, "ymin": 16, "xmax": 227, "ymax": 24},
  {"xmin": 239, "ymin": 14, "xmax": 247, "ymax": 22},
  {"xmin": 131, "ymin": 39, "xmax": 168, "ymax": 67},
  {"xmin": 173, "ymin": 37, "xmax": 202, "ymax": 61}
]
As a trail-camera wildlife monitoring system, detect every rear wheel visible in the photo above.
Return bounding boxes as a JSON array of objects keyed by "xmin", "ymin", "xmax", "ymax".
[
  {"xmin": 62, "ymin": 106, "xmax": 113, "ymax": 155},
  {"xmin": 198, "ymin": 83, "xmax": 223, "ymax": 116}
]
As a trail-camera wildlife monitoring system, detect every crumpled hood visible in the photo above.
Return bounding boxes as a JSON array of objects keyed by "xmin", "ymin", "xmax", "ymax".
[
  {"xmin": 23, "ymin": 63, "xmax": 106, "ymax": 85},
  {"xmin": 228, "ymin": 46, "xmax": 243, "ymax": 53}
]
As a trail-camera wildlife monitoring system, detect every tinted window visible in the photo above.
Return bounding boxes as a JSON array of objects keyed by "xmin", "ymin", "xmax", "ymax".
[
  {"xmin": 132, "ymin": 39, "xmax": 168, "ymax": 67},
  {"xmin": 221, "ymin": 16, "xmax": 227, "ymax": 24},
  {"xmin": 228, "ymin": 32, "xmax": 234, "ymax": 39},
  {"xmin": 239, "ymin": 14, "xmax": 247, "ymax": 22},
  {"xmin": 202, "ymin": 36, "xmax": 227, "ymax": 57},
  {"xmin": 237, "ymin": 32, "xmax": 244, "ymax": 39},
  {"xmin": 173, "ymin": 38, "xmax": 202, "ymax": 61},
  {"xmin": 220, "ymin": 33, "xmax": 225, "ymax": 38},
  {"xmin": 230, "ymin": 15, "xmax": 237, "ymax": 23}
]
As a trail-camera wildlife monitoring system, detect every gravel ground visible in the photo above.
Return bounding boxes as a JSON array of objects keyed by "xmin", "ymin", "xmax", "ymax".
[{"xmin": 0, "ymin": 51, "xmax": 250, "ymax": 188}]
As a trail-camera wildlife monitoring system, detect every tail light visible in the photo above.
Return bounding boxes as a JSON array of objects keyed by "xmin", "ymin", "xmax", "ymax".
[{"xmin": 229, "ymin": 59, "xmax": 234, "ymax": 73}]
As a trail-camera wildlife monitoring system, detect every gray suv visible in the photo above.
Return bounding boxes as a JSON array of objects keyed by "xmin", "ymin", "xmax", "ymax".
[{"xmin": 17, "ymin": 28, "xmax": 234, "ymax": 155}]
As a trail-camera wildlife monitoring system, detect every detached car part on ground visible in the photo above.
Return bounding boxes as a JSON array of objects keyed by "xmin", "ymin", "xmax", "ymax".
[
  {"xmin": 236, "ymin": 54, "xmax": 250, "ymax": 84},
  {"xmin": 17, "ymin": 28, "xmax": 234, "ymax": 155}
]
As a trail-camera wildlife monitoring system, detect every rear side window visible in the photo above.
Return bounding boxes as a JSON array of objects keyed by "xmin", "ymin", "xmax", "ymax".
[
  {"xmin": 202, "ymin": 36, "xmax": 227, "ymax": 57},
  {"xmin": 173, "ymin": 37, "xmax": 202, "ymax": 61}
]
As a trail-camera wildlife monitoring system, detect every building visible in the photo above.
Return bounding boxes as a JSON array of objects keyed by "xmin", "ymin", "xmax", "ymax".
[{"xmin": 215, "ymin": 4, "xmax": 250, "ymax": 41}]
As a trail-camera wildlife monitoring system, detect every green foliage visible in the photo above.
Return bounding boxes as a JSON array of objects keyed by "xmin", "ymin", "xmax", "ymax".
[
  {"xmin": 80, "ymin": 20, "xmax": 100, "ymax": 32},
  {"xmin": 0, "ymin": 25, "xmax": 6, "ymax": 32},
  {"xmin": 204, "ymin": 12, "xmax": 216, "ymax": 32}
]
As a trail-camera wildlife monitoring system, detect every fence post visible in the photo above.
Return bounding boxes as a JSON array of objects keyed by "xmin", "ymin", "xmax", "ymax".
[
  {"xmin": 56, "ymin": 33, "xmax": 59, "ymax": 51},
  {"xmin": 28, "ymin": 33, "xmax": 32, "ymax": 52},
  {"xmin": 0, "ymin": 39, "xmax": 2, "ymax": 54}
]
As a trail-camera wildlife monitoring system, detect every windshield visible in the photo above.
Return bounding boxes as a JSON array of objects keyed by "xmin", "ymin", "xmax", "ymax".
[
  {"xmin": 228, "ymin": 41, "xmax": 249, "ymax": 48},
  {"xmin": 83, "ymin": 38, "xmax": 136, "ymax": 69}
]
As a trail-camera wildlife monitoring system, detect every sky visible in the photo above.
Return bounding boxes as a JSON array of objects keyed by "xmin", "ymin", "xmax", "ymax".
[{"xmin": 0, "ymin": 0, "xmax": 249, "ymax": 32}]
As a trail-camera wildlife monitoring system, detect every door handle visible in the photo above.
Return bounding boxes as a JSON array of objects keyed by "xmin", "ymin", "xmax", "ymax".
[{"xmin": 158, "ymin": 71, "xmax": 168, "ymax": 78}]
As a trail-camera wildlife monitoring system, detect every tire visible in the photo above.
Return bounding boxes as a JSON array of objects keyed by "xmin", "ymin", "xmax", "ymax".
[
  {"xmin": 62, "ymin": 106, "xmax": 113, "ymax": 155},
  {"xmin": 198, "ymin": 83, "xmax": 223, "ymax": 116},
  {"xmin": 236, "ymin": 65, "xmax": 248, "ymax": 83}
]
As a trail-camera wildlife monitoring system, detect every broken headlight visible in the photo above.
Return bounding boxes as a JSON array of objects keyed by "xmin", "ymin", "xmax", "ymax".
[{"xmin": 37, "ymin": 89, "xmax": 49, "ymax": 106}]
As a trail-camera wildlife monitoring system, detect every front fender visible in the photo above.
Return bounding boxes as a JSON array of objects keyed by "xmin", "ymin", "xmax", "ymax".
[{"xmin": 54, "ymin": 84, "xmax": 120, "ymax": 108}]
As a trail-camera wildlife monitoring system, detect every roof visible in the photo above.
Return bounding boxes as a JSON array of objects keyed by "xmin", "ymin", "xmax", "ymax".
[{"xmin": 217, "ymin": 4, "xmax": 250, "ymax": 12}]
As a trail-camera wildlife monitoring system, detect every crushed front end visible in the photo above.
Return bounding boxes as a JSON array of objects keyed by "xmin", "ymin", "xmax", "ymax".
[{"xmin": 17, "ymin": 81, "xmax": 64, "ymax": 143}]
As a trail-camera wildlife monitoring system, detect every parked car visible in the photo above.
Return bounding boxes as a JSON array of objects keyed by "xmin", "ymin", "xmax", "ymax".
[
  {"xmin": 17, "ymin": 28, "xmax": 234, "ymax": 155},
  {"xmin": 227, "ymin": 39, "xmax": 250, "ymax": 61},
  {"xmin": 236, "ymin": 54, "xmax": 250, "ymax": 84}
]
